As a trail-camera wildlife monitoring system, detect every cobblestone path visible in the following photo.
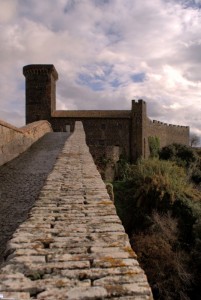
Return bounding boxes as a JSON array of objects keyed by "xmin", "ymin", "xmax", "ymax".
[
  {"xmin": 0, "ymin": 133, "xmax": 69, "ymax": 264},
  {"xmin": 0, "ymin": 123, "xmax": 152, "ymax": 299}
]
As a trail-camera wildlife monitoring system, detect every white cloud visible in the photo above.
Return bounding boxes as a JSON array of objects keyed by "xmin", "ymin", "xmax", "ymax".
[
  {"xmin": 0, "ymin": 0, "xmax": 200, "ymax": 141},
  {"xmin": 0, "ymin": 0, "xmax": 18, "ymax": 23}
]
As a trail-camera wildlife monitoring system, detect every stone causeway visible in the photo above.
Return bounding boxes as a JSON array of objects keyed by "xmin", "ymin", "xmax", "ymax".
[{"xmin": 0, "ymin": 122, "xmax": 153, "ymax": 299}]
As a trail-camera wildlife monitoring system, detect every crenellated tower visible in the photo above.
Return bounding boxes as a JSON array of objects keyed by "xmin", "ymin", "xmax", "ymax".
[
  {"xmin": 131, "ymin": 99, "xmax": 147, "ymax": 162},
  {"xmin": 23, "ymin": 64, "xmax": 58, "ymax": 124}
]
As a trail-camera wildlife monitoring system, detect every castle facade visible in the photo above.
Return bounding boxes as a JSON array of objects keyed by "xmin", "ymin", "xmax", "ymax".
[{"xmin": 23, "ymin": 64, "xmax": 189, "ymax": 163}]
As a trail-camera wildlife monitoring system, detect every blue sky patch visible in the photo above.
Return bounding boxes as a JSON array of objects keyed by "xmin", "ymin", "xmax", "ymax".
[
  {"xmin": 77, "ymin": 63, "xmax": 114, "ymax": 91},
  {"xmin": 77, "ymin": 73, "xmax": 104, "ymax": 91},
  {"xmin": 175, "ymin": 0, "xmax": 201, "ymax": 9},
  {"xmin": 110, "ymin": 78, "xmax": 121, "ymax": 88},
  {"xmin": 131, "ymin": 72, "xmax": 146, "ymax": 83}
]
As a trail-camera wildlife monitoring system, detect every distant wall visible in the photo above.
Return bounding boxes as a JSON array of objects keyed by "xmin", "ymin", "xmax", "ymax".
[
  {"xmin": 0, "ymin": 120, "xmax": 52, "ymax": 166},
  {"xmin": 146, "ymin": 118, "xmax": 189, "ymax": 156},
  {"xmin": 50, "ymin": 117, "xmax": 131, "ymax": 160}
]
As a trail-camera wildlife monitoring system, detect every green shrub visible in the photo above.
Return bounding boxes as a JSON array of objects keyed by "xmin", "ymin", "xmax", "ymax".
[
  {"xmin": 191, "ymin": 168, "xmax": 201, "ymax": 184},
  {"xmin": 159, "ymin": 143, "xmax": 199, "ymax": 169},
  {"xmin": 148, "ymin": 136, "xmax": 160, "ymax": 158},
  {"xmin": 114, "ymin": 155, "xmax": 201, "ymax": 299},
  {"xmin": 114, "ymin": 159, "xmax": 189, "ymax": 232},
  {"xmin": 116, "ymin": 155, "xmax": 131, "ymax": 180}
]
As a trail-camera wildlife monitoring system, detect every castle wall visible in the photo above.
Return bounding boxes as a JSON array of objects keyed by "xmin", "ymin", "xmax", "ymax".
[
  {"xmin": 147, "ymin": 118, "xmax": 189, "ymax": 153},
  {"xmin": 50, "ymin": 117, "xmax": 131, "ymax": 161},
  {"xmin": 0, "ymin": 120, "xmax": 52, "ymax": 166}
]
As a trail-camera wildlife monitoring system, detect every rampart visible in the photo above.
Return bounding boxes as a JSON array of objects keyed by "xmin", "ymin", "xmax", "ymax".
[
  {"xmin": 145, "ymin": 118, "xmax": 189, "ymax": 157},
  {"xmin": 0, "ymin": 121, "xmax": 153, "ymax": 299},
  {"xmin": 0, "ymin": 120, "xmax": 52, "ymax": 166}
]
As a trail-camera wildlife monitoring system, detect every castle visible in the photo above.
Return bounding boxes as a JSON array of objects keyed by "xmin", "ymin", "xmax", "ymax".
[{"xmin": 23, "ymin": 64, "xmax": 189, "ymax": 163}]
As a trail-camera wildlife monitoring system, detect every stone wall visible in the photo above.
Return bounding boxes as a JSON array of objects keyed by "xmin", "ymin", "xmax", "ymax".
[
  {"xmin": 0, "ymin": 121, "xmax": 153, "ymax": 300},
  {"xmin": 0, "ymin": 120, "xmax": 52, "ymax": 166},
  {"xmin": 146, "ymin": 118, "xmax": 189, "ymax": 156}
]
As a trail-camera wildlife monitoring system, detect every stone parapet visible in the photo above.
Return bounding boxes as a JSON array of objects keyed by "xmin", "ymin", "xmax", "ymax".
[
  {"xmin": 0, "ymin": 121, "xmax": 153, "ymax": 299},
  {"xmin": 0, "ymin": 120, "xmax": 52, "ymax": 166},
  {"xmin": 52, "ymin": 110, "xmax": 131, "ymax": 118}
]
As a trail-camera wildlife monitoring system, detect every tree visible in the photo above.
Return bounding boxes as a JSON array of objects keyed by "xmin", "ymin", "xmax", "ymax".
[{"xmin": 190, "ymin": 134, "xmax": 200, "ymax": 147}]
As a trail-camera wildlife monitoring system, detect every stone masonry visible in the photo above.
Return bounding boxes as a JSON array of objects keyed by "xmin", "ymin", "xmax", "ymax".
[
  {"xmin": 0, "ymin": 132, "xmax": 69, "ymax": 265},
  {"xmin": 0, "ymin": 120, "xmax": 52, "ymax": 167},
  {"xmin": 0, "ymin": 122, "xmax": 153, "ymax": 300}
]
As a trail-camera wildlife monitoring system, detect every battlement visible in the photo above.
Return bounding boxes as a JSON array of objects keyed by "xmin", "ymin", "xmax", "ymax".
[
  {"xmin": 151, "ymin": 119, "xmax": 189, "ymax": 129},
  {"xmin": 23, "ymin": 64, "xmax": 58, "ymax": 80},
  {"xmin": 131, "ymin": 99, "xmax": 146, "ymax": 110}
]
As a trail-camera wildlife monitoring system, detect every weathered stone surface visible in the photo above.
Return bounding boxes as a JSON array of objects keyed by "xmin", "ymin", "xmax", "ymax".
[
  {"xmin": 0, "ymin": 119, "xmax": 52, "ymax": 167},
  {"xmin": 0, "ymin": 122, "xmax": 153, "ymax": 299},
  {"xmin": 0, "ymin": 132, "xmax": 69, "ymax": 264}
]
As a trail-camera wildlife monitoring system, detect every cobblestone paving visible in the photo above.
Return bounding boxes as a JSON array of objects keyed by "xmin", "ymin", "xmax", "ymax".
[
  {"xmin": 0, "ymin": 133, "xmax": 69, "ymax": 264},
  {"xmin": 0, "ymin": 123, "xmax": 153, "ymax": 299}
]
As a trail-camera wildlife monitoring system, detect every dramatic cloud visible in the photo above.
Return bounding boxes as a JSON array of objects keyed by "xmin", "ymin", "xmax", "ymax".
[{"xmin": 0, "ymin": 0, "xmax": 200, "ymax": 141}]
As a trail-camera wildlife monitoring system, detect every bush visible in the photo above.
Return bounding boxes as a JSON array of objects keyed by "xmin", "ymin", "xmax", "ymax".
[
  {"xmin": 148, "ymin": 136, "xmax": 160, "ymax": 158},
  {"xmin": 113, "ymin": 155, "xmax": 201, "ymax": 299},
  {"xmin": 159, "ymin": 143, "xmax": 199, "ymax": 169},
  {"xmin": 191, "ymin": 168, "xmax": 201, "ymax": 185},
  {"xmin": 131, "ymin": 212, "xmax": 192, "ymax": 300},
  {"xmin": 114, "ymin": 159, "xmax": 189, "ymax": 232}
]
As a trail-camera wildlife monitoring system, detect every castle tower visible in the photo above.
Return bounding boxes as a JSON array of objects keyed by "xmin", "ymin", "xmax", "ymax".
[
  {"xmin": 23, "ymin": 64, "xmax": 58, "ymax": 124},
  {"xmin": 131, "ymin": 99, "xmax": 147, "ymax": 162}
]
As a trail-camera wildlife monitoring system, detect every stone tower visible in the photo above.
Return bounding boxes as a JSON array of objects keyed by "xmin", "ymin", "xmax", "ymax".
[
  {"xmin": 23, "ymin": 64, "xmax": 58, "ymax": 124},
  {"xmin": 131, "ymin": 100, "xmax": 147, "ymax": 162}
]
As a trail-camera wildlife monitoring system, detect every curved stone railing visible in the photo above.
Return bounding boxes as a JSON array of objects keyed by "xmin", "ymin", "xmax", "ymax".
[
  {"xmin": 0, "ymin": 122, "xmax": 153, "ymax": 299},
  {"xmin": 0, "ymin": 120, "xmax": 52, "ymax": 166}
]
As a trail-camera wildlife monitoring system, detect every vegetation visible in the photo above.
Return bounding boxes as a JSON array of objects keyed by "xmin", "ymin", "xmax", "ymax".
[
  {"xmin": 159, "ymin": 143, "xmax": 201, "ymax": 185},
  {"xmin": 148, "ymin": 136, "xmax": 160, "ymax": 158},
  {"xmin": 113, "ymin": 144, "xmax": 201, "ymax": 300},
  {"xmin": 190, "ymin": 134, "xmax": 200, "ymax": 147}
]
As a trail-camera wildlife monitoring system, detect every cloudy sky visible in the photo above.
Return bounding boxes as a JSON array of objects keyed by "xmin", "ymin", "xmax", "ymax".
[{"xmin": 0, "ymin": 0, "xmax": 201, "ymax": 140}]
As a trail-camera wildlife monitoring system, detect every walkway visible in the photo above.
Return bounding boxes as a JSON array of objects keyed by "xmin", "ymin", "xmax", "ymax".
[
  {"xmin": 0, "ymin": 123, "xmax": 152, "ymax": 299},
  {"xmin": 0, "ymin": 132, "xmax": 69, "ymax": 264}
]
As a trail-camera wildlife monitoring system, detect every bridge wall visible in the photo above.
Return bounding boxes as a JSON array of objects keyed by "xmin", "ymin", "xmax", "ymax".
[
  {"xmin": 0, "ymin": 122, "xmax": 152, "ymax": 299},
  {"xmin": 0, "ymin": 120, "xmax": 52, "ymax": 166}
]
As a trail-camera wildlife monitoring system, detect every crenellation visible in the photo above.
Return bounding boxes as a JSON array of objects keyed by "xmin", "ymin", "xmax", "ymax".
[{"xmin": 23, "ymin": 64, "xmax": 58, "ymax": 80}]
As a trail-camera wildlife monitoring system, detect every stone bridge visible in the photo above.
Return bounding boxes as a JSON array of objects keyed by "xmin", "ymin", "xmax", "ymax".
[{"xmin": 0, "ymin": 122, "xmax": 152, "ymax": 299}]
